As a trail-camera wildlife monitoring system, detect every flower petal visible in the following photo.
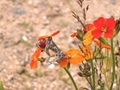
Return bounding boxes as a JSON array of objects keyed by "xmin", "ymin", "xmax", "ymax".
[
  {"xmin": 31, "ymin": 48, "xmax": 42, "ymax": 60},
  {"xmin": 105, "ymin": 18, "xmax": 116, "ymax": 30},
  {"xmin": 85, "ymin": 24, "xmax": 95, "ymax": 31},
  {"xmin": 30, "ymin": 60, "xmax": 38, "ymax": 69},
  {"xmin": 69, "ymin": 54, "xmax": 84, "ymax": 65},
  {"xmin": 71, "ymin": 32, "xmax": 77, "ymax": 37},
  {"xmin": 83, "ymin": 36, "xmax": 94, "ymax": 45},
  {"xmin": 92, "ymin": 29, "xmax": 102, "ymax": 38},
  {"xmin": 83, "ymin": 30, "xmax": 94, "ymax": 45},
  {"xmin": 38, "ymin": 30, "xmax": 60, "ymax": 40},
  {"xmin": 66, "ymin": 48, "xmax": 82, "ymax": 55},
  {"xmin": 104, "ymin": 29, "xmax": 113, "ymax": 38},
  {"xmin": 30, "ymin": 48, "xmax": 42, "ymax": 69},
  {"xmin": 38, "ymin": 36, "xmax": 49, "ymax": 41},
  {"xmin": 58, "ymin": 57, "xmax": 68, "ymax": 68},
  {"xmin": 94, "ymin": 17, "xmax": 105, "ymax": 29},
  {"xmin": 51, "ymin": 30, "xmax": 60, "ymax": 36}
]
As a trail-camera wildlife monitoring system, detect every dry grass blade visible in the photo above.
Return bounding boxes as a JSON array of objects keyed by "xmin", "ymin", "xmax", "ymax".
[
  {"xmin": 86, "ymin": 5, "xmax": 89, "ymax": 11},
  {"xmin": 77, "ymin": 0, "xmax": 84, "ymax": 8},
  {"xmin": 83, "ymin": 8, "xmax": 86, "ymax": 21},
  {"xmin": 71, "ymin": 11, "xmax": 85, "ymax": 29}
]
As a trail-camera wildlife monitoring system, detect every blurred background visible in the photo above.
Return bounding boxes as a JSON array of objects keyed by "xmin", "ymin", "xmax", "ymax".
[{"xmin": 0, "ymin": 0, "xmax": 120, "ymax": 90}]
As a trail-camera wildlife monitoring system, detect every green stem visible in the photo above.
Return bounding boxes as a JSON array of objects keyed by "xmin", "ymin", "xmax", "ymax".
[
  {"xmin": 110, "ymin": 37, "xmax": 115, "ymax": 90},
  {"xmin": 64, "ymin": 68, "xmax": 78, "ymax": 90},
  {"xmin": 90, "ymin": 59, "xmax": 95, "ymax": 90}
]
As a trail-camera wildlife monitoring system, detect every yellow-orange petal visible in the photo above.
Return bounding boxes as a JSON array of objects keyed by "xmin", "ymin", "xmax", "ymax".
[
  {"xmin": 30, "ymin": 60, "xmax": 38, "ymax": 69},
  {"xmin": 51, "ymin": 30, "xmax": 60, "ymax": 36},
  {"xmin": 83, "ymin": 30, "xmax": 94, "ymax": 45},
  {"xmin": 69, "ymin": 54, "xmax": 85, "ymax": 65},
  {"xmin": 94, "ymin": 40, "xmax": 111, "ymax": 49},
  {"xmin": 58, "ymin": 57, "xmax": 68, "ymax": 68},
  {"xmin": 83, "ymin": 36, "xmax": 94, "ymax": 45},
  {"xmin": 65, "ymin": 48, "xmax": 85, "ymax": 65},
  {"xmin": 70, "ymin": 32, "xmax": 77, "ymax": 37},
  {"xmin": 66, "ymin": 48, "xmax": 83, "ymax": 55}
]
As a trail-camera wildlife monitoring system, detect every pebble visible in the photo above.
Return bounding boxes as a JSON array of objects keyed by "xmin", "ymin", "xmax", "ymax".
[
  {"xmin": 48, "ymin": 64, "xmax": 55, "ymax": 69},
  {"xmin": 3, "ymin": 42, "xmax": 8, "ymax": 48},
  {"xmin": 109, "ymin": 0, "xmax": 116, "ymax": 4},
  {"xmin": 11, "ymin": 7, "xmax": 25, "ymax": 15},
  {"xmin": 20, "ymin": 60, "xmax": 26, "ymax": 66},
  {"xmin": 17, "ymin": 67, "xmax": 26, "ymax": 74},
  {"xmin": 7, "ymin": 75, "xmax": 13, "ymax": 81}
]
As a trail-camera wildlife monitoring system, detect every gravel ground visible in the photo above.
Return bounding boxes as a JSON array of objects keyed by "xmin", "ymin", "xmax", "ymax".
[{"xmin": 0, "ymin": 0, "xmax": 120, "ymax": 90}]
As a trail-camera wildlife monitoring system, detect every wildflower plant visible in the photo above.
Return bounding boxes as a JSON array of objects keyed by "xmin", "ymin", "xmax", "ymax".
[{"xmin": 30, "ymin": 0, "xmax": 120, "ymax": 90}]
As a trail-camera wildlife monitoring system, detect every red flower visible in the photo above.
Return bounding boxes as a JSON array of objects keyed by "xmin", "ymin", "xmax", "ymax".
[{"xmin": 92, "ymin": 17, "xmax": 116, "ymax": 38}]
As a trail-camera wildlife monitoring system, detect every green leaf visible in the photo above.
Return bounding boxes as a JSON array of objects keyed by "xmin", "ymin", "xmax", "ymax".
[
  {"xmin": 0, "ymin": 81, "xmax": 4, "ymax": 90},
  {"xmin": 94, "ymin": 56, "xmax": 108, "ymax": 60},
  {"xmin": 99, "ymin": 37, "xmax": 110, "ymax": 46}
]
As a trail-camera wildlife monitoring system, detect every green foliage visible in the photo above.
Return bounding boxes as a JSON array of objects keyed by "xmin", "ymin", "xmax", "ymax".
[{"xmin": 0, "ymin": 81, "xmax": 4, "ymax": 90}]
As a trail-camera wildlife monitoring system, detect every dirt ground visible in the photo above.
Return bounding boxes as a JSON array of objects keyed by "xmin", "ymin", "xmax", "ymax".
[{"xmin": 0, "ymin": 0, "xmax": 120, "ymax": 90}]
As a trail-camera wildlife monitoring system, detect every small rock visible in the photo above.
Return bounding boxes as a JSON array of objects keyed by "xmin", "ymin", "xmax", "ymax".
[
  {"xmin": 20, "ymin": 60, "xmax": 26, "ymax": 66},
  {"xmin": 7, "ymin": 75, "xmax": 13, "ymax": 81},
  {"xmin": 11, "ymin": 7, "xmax": 25, "ymax": 15},
  {"xmin": 17, "ymin": 67, "xmax": 26, "ymax": 74},
  {"xmin": 53, "ymin": 6, "xmax": 60, "ymax": 12},
  {"xmin": 109, "ymin": 0, "xmax": 116, "ymax": 4},
  {"xmin": 3, "ymin": 42, "xmax": 8, "ymax": 48},
  {"xmin": 43, "ymin": 20, "xmax": 49, "ymax": 26},
  {"xmin": 48, "ymin": 64, "xmax": 55, "ymax": 69}
]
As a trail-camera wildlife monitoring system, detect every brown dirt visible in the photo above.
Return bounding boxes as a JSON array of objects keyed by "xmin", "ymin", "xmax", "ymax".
[{"xmin": 0, "ymin": 0, "xmax": 120, "ymax": 90}]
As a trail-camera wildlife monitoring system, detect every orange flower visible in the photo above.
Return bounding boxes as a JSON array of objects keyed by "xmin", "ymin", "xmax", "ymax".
[
  {"xmin": 38, "ymin": 30, "xmax": 60, "ymax": 40},
  {"xmin": 30, "ymin": 48, "xmax": 42, "ymax": 69},
  {"xmin": 58, "ymin": 48, "xmax": 84, "ymax": 68},
  {"xmin": 58, "ymin": 46, "xmax": 93, "ymax": 68},
  {"xmin": 94, "ymin": 40, "xmax": 110, "ymax": 49},
  {"xmin": 30, "ymin": 30, "xmax": 60, "ymax": 69}
]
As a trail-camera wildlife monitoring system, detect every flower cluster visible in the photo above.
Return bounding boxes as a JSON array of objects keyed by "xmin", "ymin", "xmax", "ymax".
[{"xmin": 30, "ymin": 0, "xmax": 120, "ymax": 90}]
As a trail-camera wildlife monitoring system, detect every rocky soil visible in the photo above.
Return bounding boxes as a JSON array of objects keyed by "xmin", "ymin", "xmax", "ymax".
[{"xmin": 0, "ymin": 0, "xmax": 120, "ymax": 90}]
